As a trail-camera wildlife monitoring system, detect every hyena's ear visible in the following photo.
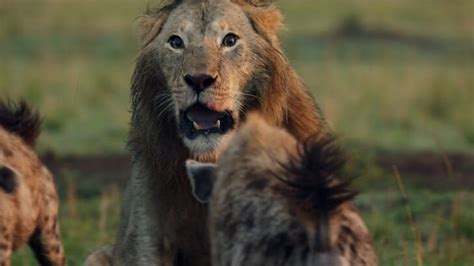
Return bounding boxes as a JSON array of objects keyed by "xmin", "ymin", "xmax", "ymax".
[
  {"xmin": 185, "ymin": 160, "xmax": 217, "ymax": 203},
  {"xmin": 0, "ymin": 166, "xmax": 17, "ymax": 193}
]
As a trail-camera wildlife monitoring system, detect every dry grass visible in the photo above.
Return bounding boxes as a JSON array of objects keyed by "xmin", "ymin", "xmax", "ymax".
[{"xmin": 393, "ymin": 167, "xmax": 424, "ymax": 266}]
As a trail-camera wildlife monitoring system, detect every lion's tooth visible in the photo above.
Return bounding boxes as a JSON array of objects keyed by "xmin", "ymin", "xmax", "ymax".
[
  {"xmin": 193, "ymin": 122, "xmax": 201, "ymax": 130},
  {"xmin": 215, "ymin": 120, "xmax": 221, "ymax": 128}
]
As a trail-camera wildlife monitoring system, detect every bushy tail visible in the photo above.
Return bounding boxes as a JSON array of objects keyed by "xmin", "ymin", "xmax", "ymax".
[
  {"xmin": 277, "ymin": 135, "xmax": 356, "ymax": 251},
  {"xmin": 0, "ymin": 100, "xmax": 42, "ymax": 146}
]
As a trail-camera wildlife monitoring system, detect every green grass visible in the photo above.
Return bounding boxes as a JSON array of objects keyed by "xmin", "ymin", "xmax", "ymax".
[
  {"xmin": 1, "ymin": 0, "xmax": 473, "ymax": 154},
  {"xmin": 10, "ymin": 184, "xmax": 474, "ymax": 265}
]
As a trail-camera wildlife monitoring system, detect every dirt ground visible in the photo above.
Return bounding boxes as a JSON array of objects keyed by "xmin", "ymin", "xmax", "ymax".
[{"xmin": 41, "ymin": 151, "xmax": 474, "ymax": 194}]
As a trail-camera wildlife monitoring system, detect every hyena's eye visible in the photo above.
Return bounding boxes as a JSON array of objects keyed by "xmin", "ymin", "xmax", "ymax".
[
  {"xmin": 168, "ymin": 35, "xmax": 185, "ymax": 49},
  {"xmin": 222, "ymin": 33, "xmax": 239, "ymax": 47}
]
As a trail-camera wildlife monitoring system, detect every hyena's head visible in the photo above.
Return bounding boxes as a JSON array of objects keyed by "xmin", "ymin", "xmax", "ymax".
[
  {"xmin": 186, "ymin": 113, "xmax": 302, "ymax": 261},
  {"xmin": 186, "ymin": 114, "xmax": 360, "ymax": 264}
]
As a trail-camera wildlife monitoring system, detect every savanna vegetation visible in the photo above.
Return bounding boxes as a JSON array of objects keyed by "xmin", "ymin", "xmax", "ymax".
[{"xmin": 1, "ymin": 0, "xmax": 473, "ymax": 265}]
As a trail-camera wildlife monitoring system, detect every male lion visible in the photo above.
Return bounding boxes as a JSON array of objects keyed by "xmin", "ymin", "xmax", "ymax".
[
  {"xmin": 87, "ymin": 0, "xmax": 327, "ymax": 265},
  {"xmin": 186, "ymin": 114, "xmax": 378, "ymax": 266}
]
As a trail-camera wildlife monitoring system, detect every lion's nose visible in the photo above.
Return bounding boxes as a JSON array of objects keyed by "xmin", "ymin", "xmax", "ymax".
[{"xmin": 184, "ymin": 74, "xmax": 217, "ymax": 93}]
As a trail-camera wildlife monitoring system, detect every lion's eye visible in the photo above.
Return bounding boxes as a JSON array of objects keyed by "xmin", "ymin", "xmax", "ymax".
[
  {"xmin": 168, "ymin": 35, "xmax": 184, "ymax": 49},
  {"xmin": 222, "ymin": 33, "xmax": 239, "ymax": 47}
]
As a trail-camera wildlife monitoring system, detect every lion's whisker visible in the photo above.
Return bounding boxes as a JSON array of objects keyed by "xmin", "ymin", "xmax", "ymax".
[
  {"xmin": 240, "ymin": 92, "xmax": 262, "ymax": 102},
  {"xmin": 154, "ymin": 93, "xmax": 175, "ymax": 120},
  {"xmin": 156, "ymin": 98, "xmax": 174, "ymax": 119}
]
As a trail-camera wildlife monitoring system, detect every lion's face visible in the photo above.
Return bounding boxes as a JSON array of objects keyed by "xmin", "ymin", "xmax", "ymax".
[{"xmin": 144, "ymin": 0, "xmax": 272, "ymax": 155}]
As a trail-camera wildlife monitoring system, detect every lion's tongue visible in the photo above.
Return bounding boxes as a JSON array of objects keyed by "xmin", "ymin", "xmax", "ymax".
[{"xmin": 186, "ymin": 105, "xmax": 221, "ymax": 130}]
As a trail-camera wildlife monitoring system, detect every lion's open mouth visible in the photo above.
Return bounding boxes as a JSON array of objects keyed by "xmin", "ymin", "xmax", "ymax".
[{"xmin": 179, "ymin": 104, "xmax": 234, "ymax": 140}]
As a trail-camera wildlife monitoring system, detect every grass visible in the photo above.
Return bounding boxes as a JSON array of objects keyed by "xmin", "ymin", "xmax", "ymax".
[
  {"xmin": 10, "ymin": 183, "xmax": 474, "ymax": 265},
  {"xmin": 1, "ymin": 0, "xmax": 473, "ymax": 265}
]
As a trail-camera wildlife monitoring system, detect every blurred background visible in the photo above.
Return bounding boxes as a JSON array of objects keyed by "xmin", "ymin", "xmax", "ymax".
[{"xmin": 1, "ymin": 0, "xmax": 473, "ymax": 265}]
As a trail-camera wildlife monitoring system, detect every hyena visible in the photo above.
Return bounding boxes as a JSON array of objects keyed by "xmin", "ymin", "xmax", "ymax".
[
  {"xmin": 0, "ymin": 101, "xmax": 65, "ymax": 266},
  {"xmin": 186, "ymin": 114, "xmax": 378, "ymax": 266}
]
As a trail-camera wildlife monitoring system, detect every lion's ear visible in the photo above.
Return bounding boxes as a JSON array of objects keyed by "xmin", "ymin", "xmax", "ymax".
[
  {"xmin": 247, "ymin": 6, "xmax": 283, "ymax": 36},
  {"xmin": 235, "ymin": 0, "xmax": 282, "ymax": 37},
  {"xmin": 185, "ymin": 160, "xmax": 217, "ymax": 203},
  {"xmin": 138, "ymin": 2, "xmax": 181, "ymax": 47},
  {"xmin": 137, "ymin": 14, "xmax": 169, "ymax": 47}
]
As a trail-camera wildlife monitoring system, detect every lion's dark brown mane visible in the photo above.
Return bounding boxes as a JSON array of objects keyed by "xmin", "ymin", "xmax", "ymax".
[{"xmin": 127, "ymin": 47, "xmax": 211, "ymax": 266}]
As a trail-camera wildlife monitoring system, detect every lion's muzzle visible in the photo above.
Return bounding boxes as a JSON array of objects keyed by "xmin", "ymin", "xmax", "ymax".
[
  {"xmin": 179, "ymin": 104, "xmax": 234, "ymax": 140},
  {"xmin": 184, "ymin": 74, "xmax": 217, "ymax": 94}
]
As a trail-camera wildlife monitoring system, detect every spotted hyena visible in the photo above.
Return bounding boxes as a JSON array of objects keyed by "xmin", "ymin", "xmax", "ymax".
[
  {"xmin": 186, "ymin": 114, "xmax": 378, "ymax": 266},
  {"xmin": 0, "ymin": 101, "xmax": 65, "ymax": 266}
]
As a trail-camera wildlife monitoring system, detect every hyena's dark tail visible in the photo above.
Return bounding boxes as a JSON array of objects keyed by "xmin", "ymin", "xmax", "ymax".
[
  {"xmin": 276, "ymin": 135, "xmax": 357, "ymax": 252},
  {"xmin": 0, "ymin": 100, "xmax": 41, "ymax": 146}
]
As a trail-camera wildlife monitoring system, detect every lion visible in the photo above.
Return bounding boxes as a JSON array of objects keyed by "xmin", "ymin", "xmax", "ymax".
[
  {"xmin": 0, "ymin": 101, "xmax": 66, "ymax": 266},
  {"xmin": 186, "ymin": 114, "xmax": 378, "ymax": 266},
  {"xmin": 86, "ymin": 0, "xmax": 328, "ymax": 265}
]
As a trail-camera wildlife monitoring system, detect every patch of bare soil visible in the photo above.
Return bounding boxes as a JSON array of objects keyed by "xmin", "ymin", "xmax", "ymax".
[
  {"xmin": 323, "ymin": 14, "xmax": 459, "ymax": 50},
  {"xmin": 376, "ymin": 152, "xmax": 474, "ymax": 190},
  {"xmin": 41, "ymin": 151, "xmax": 474, "ymax": 193}
]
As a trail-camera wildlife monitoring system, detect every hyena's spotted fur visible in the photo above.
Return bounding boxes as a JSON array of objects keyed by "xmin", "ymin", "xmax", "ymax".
[
  {"xmin": 186, "ymin": 114, "xmax": 378, "ymax": 266},
  {"xmin": 0, "ymin": 101, "xmax": 65, "ymax": 266}
]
